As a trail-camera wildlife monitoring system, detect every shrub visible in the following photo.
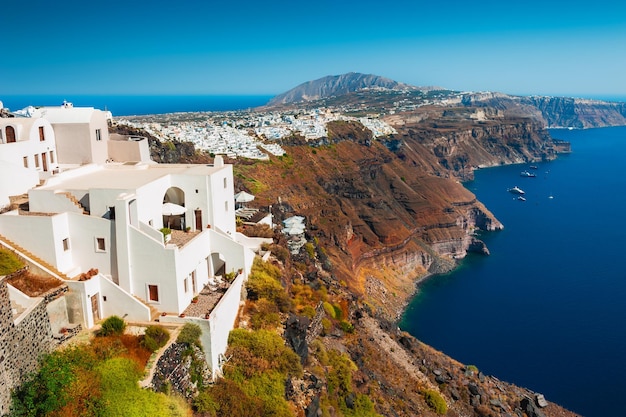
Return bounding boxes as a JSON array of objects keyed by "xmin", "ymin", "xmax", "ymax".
[
  {"xmin": 227, "ymin": 329, "xmax": 302, "ymax": 379},
  {"xmin": 142, "ymin": 325, "xmax": 170, "ymax": 353},
  {"xmin": 423, "ymin": 389, "xmax": 447, "ymax": 415},
  {"xmin": 249, "ymin": 298, "xmax": 281, "ymax": 330},
  {"xmin": 339, "ymin": 320, "xmax": 354, "ymax": 333},
  {"xmin": 246, "ymin": 259, "xmax": 291, "ymax": 312},
  {"xmin": 303, "ymin": 242, "xmax": 316, "ymax": 259},
  {"xmin": 99, "ymin": 316, "xmax": 126, "ymax": 337},
  {"xmin": 177, "ymin": 323, "xmax": 202, "ymax": 346},
  {"xmin": 323, "ymin": 302, "xmax": 336, "ymax": 319},
  {"xmin": 321, "ymin": 318, "xmax": 332, "ymax": 335}
]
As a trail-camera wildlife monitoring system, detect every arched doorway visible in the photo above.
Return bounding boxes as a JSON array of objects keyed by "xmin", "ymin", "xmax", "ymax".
[
  {"xmin": 162, "ymin": 187, "xmax": 186, "ymax": 230},
  {"xmin": 6, "ymin": 126, "xmax": 16, "ymax": 143},
  {"xmin": 210, "ymin": 252, "xmax": 226, "ymax": 277}
]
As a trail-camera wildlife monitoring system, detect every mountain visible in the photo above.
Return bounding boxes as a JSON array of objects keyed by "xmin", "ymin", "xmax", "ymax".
[{"xmin": 268, "ymin": 72, "xmax": 422, "ymax": 105}]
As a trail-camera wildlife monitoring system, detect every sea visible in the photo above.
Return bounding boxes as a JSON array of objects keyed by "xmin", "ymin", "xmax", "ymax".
[
  {"xmin": 0, "ymin": 95, "xmax": 274, "ymax": 116},
  {"xmin": 400, "ymin": 126, "xmax": 626, "ymax": 417}
]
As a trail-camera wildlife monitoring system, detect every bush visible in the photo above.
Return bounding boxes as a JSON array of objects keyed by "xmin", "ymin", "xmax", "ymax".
[
  {"xmin": 423, "ymin": 389, "xmax": 447, "ymax": 415},
  {"xmin": 339, "ymin": 320, "xmax": 354, "ymax": 333},
  {"xmin": 99, "ymin": 316, "xmax": 126, "ymax": 337},
  {"xmin": 227, "ymin": 329, "xmax": 302, "ymax": 379},
  {"xmin": 249, "ymin": 298, "xmax": 281, "ymax": 330},
  {"xmin": 177, "ymin": 323, "xmax": 202, "ymax": 347},
  {"xmin": 246, "ymin": 259, "xmax": 291, "ymax": 312},
  {"xmin": 323, "ymin": 302, "xmax": 336, "ymax": 319},
  {"xmin": 142, "ymin": 325, "xmax": 170, "ymax": 353}
]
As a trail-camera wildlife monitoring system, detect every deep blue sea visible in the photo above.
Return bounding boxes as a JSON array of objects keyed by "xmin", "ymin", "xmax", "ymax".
[
  {"xmin": 400, "ymin": 126, "xmax": 626, "ymax": 417},
  {"xmin": 0, "ymin": 95, "xmax": 273, "ymax": 116}
]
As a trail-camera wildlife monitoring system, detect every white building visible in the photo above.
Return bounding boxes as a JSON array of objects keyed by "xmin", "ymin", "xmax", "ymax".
[
  {"xmin": 0, "ymin": 116, "xmax": 59, "ymax": 207},
  {"xmin": 30, "ymin": 103, "xmax": 111, "ymax": 165}
]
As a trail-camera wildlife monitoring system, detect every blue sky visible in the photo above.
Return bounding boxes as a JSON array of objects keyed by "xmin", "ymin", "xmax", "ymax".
[{"xmin": 1, "ymin": 0, "xmax": 625, "ymax": 98}]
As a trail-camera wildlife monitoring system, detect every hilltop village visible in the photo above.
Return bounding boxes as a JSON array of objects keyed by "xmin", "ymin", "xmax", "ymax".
[{"xmin": 118, "ymin": 107, "xmax": 398, "ymax": 160}]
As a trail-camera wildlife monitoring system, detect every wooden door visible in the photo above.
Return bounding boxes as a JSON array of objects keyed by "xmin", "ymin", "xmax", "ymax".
[
  {"xmin": 195, "ymin": 209, "xmax": 202, "ymax": 231},
  {"xmin": 91, "ymin": 294, "xmax": 100, "ymax": 321}
]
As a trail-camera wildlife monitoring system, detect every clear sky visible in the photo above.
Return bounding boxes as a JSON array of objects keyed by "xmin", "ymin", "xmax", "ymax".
[{"xmin": 2, "ymin": 0, "xmax": 625, "ymax": 98}]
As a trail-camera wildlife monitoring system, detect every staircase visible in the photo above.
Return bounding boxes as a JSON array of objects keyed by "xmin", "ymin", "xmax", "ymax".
[
  {"xmin": 0, "ymin": 234, "xmax": 71, "ymax": 281},
  {"xmin": 133, "ymin": 295, "xmax": 161, "ymax": 321},
  {"xmin": 59, "ymin": 192, "xmax": 89, "ymax": 215}
]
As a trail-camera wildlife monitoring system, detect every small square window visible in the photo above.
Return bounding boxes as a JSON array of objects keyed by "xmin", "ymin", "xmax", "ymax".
[
  {"xmin": 96, "ymin": 237, "xmax": 106, "ymax": 252},
  {"xmin": 62, "ymin": 238, "xmax": 70, "ymax": 251},
  {"xmin": 95, "ymin": 129, "xmax": 102, "ymax": 141},
  {"xmin": 184, "ymin": 277, "xmax": 188, "ymax": 293},
  {"xmin": 34, "ymin": 154, "xmax": 40, "ymax": 168},
  {"xmin": 23, "ymin": 156, "xmax": 28, "ymax": 168},
  {"xmin": 223, "ymin": 177, "xmax": 227, "ymax": 188},
  {"xmin": 49, "ymin": 150, "xmax": 55, "ymax": 163},
  {"xmin": 39, "ymin": 126, "xmax": 45, "ymax": 141}
]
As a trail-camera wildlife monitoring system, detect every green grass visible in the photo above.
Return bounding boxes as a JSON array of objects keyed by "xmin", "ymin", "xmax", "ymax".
[{"xmin": 0, "ymin": 248, "xmax": 24, "ymax": 275}]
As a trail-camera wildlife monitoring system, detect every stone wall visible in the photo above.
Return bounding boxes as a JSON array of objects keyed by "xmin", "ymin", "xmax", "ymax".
[{"xmin": 0, "ymin": 276, "xmax": 54, "ymax": 416}]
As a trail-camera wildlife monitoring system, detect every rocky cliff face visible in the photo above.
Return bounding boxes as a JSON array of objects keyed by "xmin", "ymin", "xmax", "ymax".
[
  {"xmin": 236, "ymin": 114, "xmax": 571, "ymax": 318},
  {"xmin": 463, "ymin": 92, "xmax": 626, "ymax": 128}
]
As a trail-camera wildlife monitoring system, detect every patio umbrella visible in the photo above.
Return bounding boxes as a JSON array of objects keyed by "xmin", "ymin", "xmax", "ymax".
[
  {"xmin": 162, "ymin": 202, "xmax": 186, "ymax": 228},
  {"xmin": 162, "ymin": 202, "xmax": 187, "ymax": 216},
  {"xmin": 234, "ymin": 191, "xmax": 255, "ymax": 203}
]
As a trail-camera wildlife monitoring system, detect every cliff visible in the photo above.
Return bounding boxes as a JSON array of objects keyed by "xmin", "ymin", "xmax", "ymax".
[
  {"xmin": 462, "ymin": 92, "xmax": 626, "ymax": 128},
  {"xmin": 233, "ymin": 107, "xmax": 572, "ymax": 318}
]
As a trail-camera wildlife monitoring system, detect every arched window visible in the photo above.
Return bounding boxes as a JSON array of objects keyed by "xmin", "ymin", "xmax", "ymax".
[{"xmin": 6, "ymin": 126, "xmax": 16, "ymax": 143}]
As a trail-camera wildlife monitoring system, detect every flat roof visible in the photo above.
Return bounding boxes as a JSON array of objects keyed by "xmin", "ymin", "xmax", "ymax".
[{"xmin": 38, "ymin": 163, "xmax": 227, "ymax": 191}]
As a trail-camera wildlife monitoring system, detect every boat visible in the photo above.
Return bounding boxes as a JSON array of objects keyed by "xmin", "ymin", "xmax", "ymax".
[
  {"xmin": 520, "ymin": 170, "xmax": 536, "ymax": 178},
  {"xmin": 529, "ymin": 165, "xmax": 538, "ymax": 170},
  {"xmin": 517, "ymin": 196, "xmax": 526, "ymax": 201},
  {"xmin": 507, "ymin": 186, "xmax": 525, "ymax": 195}
]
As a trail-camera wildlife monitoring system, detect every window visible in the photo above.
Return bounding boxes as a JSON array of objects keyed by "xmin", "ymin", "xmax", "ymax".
[
  {"xmin": 49, "ymin": 150, "xmax": 55, "ymax": 163},
  {"xmin": 39, "ymin": 126, "xmax": 45, "ymax": 141},
  {"xmin": 34, "ymin": 154, "xmax": 40, "ymax": 168},
  {"xmin": 95, "ymin": 129, "xmax": 102, "ymax": 141},
  {"xmin": 184, "ymin": 277, "xmax": 188, "ymax": 293},
  {"xmin": 148, "ymin": 285, "xmax": 159, "ymax": 302},
  {"xmin": 95, "ymin": 237, "xmax": 106, "ymax": 252},
  {"xmin": 225, "ymin": 201, "xmax": 228, "ymax": 211},
  {"xmin": 23, "ymin": 156, "xmax": 28, "ymax": 168},
  {"xmin": 223, "ymin": 177, "xmax": 227, "ymax": 188},
  {"xmin": 62, "ymin": 238, "xmax": 70, "ymax": 251},
  {"xmin": 6, "ymin": 126, "xmax": 16, "ymax": 143}
]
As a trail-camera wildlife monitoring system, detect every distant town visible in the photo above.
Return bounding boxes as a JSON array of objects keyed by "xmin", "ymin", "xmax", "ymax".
[{"xmin": 118, "ymin": 107, "xmax": 399, "ymax": 160}]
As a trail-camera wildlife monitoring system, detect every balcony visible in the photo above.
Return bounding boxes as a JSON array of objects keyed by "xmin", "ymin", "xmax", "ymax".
[{"xmin": 179, "ymin": 278, "xmax": 232, "ymax": 319}]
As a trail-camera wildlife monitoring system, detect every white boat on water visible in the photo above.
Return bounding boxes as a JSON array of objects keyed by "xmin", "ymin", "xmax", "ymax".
[
  {"xmin": 508, "ymin": 186, "xmax": 525, "ymax": 195},
  {"xmin": 520, "ymin": 170, "xmax": 536, "ymax": 178},
  {"xmin": 517, "ymin": 196, "xmax": 526, "ymax": 201}
]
